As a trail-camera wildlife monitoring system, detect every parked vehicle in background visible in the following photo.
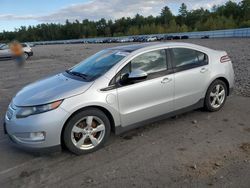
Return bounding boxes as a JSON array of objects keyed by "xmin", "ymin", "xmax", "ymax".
[
  {"xmin": 0, "ymin": 44, "xmax": 13, "ymax": 60},
  {"xmin": 146, "ymin": 36, "xmax": 158, "ymax": 42},
  {"xmin": 173, "ymin": 36, "xmax": 181, "ymax": 40},
  {"xmin": 26, "ymin": 43, "xmax": 35, "ymax": 47},
  {"xmin": 166, "ymin": 35, "xmax": 174, "ymax": 40},
  {"xmin": 117, "ymin": 38, "xmax": 133, "ymax": 43},
  {"xmin": 0, "ymin": 43, "xmax": 33, "ymax": 60},
  {"xmin": 21, "ymin": 43, "xmax": 34, "ymax": 59},
  {"xmin": 201, "ymin": 35, "xmax": 210, "ymax": 39},
  {"xmin": 4, "ymin": 42, "xmax": 234, "ymax": 155},
  {"xmin": 181, "ymin": 35, "xmax": 189, "ymax": 39}
]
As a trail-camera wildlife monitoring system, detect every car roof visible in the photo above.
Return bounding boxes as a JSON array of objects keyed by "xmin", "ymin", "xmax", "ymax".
[
  {"xmin": 108, "ymin": 42, "xmax": 161, "ymax": 52},
  {"xmin": 108, "ymin": 42, "xmax": 212, "ymax": 53}
]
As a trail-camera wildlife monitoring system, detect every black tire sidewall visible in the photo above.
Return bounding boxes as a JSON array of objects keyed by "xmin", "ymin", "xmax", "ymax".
[
  {"xmin": 205, "ymin": 80, "xmax": 228, "ymax": 112},
  {"xmin": 63, "ymin": 108, "xmax": 111, "ymax": 155},
  {"xmin": 24, "ymin": 53, "xmax": 29, "ymax": 60}
]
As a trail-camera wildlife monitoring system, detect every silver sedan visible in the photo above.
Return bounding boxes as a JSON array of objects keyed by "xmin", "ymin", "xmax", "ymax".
[{"xmin": 4, "ymin": 42, "xmax": 234, "ymax": 154}]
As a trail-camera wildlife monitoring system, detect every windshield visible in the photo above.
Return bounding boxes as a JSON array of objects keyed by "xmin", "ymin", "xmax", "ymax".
[
  {"xmin": 0, "ymin": 44, "xmax": 8, "ymax": 50},
  {"xmin": 67, "ymin": 49, "xmax": 128, "ymax": 81}
]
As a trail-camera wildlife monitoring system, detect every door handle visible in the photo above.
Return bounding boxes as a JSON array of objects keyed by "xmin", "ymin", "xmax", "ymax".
[
  {"xmin": 200, "ymin": 67, "xmax": 208, "ymax": 73},
  {"xmin": 161, "ymin": 77, "xmax": 172, "ymax": 84}
]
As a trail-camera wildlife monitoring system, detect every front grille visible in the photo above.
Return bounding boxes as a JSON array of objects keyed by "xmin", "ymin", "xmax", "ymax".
[{"xmin": 6, "ymin": 103, "xmax": 16, "ymax": 120}]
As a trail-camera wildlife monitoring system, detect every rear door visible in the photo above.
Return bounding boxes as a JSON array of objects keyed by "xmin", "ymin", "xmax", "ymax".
[
  {"xmin": 169, "ymin": 48, "xmax": 210, "ymax": 110},
  {"xmin": 115, "ymin": 49, "xmax": 174, "ymax": 127}
]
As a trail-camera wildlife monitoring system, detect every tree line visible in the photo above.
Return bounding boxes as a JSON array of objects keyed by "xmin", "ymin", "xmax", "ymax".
[{"xmin": 0, "ymin": 0, "xmax": 249, "ymax": 42}]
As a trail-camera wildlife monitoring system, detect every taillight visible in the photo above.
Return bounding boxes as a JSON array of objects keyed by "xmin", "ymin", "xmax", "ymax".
[{"xmin": 220, "ymin": 55, "xmax": 231, "ymax": 63}]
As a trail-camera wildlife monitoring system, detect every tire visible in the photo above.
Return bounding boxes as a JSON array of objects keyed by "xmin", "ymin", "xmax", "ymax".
[
  {"xmin": 63, "ymin": 108, "xmax": 111, "ymax": 155},
  {"xmin": 204, "ymin": 80, "xmax": 228, "ymax": 112},
  {"xmin": 24, "ymin": 52, "xmax": 29, "ymax": 60}
]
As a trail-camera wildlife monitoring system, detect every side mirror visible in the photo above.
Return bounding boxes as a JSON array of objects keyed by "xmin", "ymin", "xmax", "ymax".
[
  {"xmin": 128, "ymin": 69, "xmax": 148, "ymax": 80},
  {"xmin": 120, "ymin": 69, "xmax": 147, "ymax": 85}
]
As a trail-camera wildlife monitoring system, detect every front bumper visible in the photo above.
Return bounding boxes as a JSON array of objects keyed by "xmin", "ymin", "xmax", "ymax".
[
  {"xmin": 27, "ymin": 51, "xmax": 33, "ymax": 57},
  {"xmin": 4, "ymin": 106, "xmax": 69, "ymax": 151}
]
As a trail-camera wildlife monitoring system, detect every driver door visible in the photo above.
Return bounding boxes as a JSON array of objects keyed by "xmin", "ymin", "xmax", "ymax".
[{"xmin": 115, "ymin": 49, "xmax": 174, "ymax": 127}]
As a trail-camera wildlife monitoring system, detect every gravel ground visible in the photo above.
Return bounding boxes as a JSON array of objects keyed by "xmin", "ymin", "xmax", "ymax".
[{"xmin": 0, "ymin": 38, "xmax": 249, "ymax": 188}]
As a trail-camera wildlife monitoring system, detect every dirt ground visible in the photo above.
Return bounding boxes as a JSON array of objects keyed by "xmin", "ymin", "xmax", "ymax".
[{"xmin": 0, "ymin": 38, "xmax": 249, "ymax": 188}]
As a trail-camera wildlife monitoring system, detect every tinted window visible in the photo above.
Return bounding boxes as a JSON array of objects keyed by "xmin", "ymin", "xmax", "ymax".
[
  {"xmin": 131, "ymin": 49, "xmax": 167, "ymax": 74},
  {"xmin": 21, "ymin": 44, "xmax": 27, "ymax": 47},
  {"xmin": 69, "ymin": 50, "xmax": 127, "ymax": 81},
  {"xmin": 171, "ymin": 48, "xmax": 208, "ymax": 68}
]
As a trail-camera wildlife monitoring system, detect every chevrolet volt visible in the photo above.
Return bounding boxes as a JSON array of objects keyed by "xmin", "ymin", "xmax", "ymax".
[{"xmin": 4, "ymin": 42, "xmax": 234, "ymax": 154}]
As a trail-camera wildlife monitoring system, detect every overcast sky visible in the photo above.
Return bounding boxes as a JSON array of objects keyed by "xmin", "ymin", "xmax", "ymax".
[{"xmin": 0, "ymin": 0, "xmax": 241, "ymax": 32}]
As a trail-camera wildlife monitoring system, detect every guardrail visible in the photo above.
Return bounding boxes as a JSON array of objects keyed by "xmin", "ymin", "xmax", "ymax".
[
  {"xmin": 30, "ymin": 27, "xmax": 250, "ymax": 45},
  {"xmin": 166, "ymin": 27, "xmax": 250, "ymax": 38}
]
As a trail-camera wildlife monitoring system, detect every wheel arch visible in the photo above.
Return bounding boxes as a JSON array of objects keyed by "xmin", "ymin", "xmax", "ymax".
[
  {"xmin": 60, "ymin": 105, "xmax": 116, "ymax": 147},
  {"xmin": 213, "ymin": 77, "xmax": 230, "ymax": 96},
  {"xmin": 206, "ymin": 76, "xmax": 230, "ymax": 97},
  {"xmin": 24, "ymin": 52, "xmax": 29, "ymax": 59}
]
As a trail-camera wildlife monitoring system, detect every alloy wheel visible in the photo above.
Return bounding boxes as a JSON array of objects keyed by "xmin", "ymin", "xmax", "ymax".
[
  {"xmin": 71, "ymin": 116, "xmax": 105, "ymax": 150},
  {"xmin": 209, "ymin": 84, "xmax": 226, "ymax": 109}
]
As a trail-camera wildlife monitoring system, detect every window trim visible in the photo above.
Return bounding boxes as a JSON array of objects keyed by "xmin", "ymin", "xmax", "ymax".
[
  {"xmin": 168, "ymin": 47, "xmax": 209, "ymax": 73},
  {"xmin": 101, "ymin": 48, "xmax": 173, "ymax": 91}
]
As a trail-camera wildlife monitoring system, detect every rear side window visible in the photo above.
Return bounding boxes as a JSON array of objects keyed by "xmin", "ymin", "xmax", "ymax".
[
  {"xmin": 197, "ymin": 51, "xmax": 208, "ymax": 65},
  {"xmin": 171, "ymin": 48, "xmax": 208, "ymax": 69}
]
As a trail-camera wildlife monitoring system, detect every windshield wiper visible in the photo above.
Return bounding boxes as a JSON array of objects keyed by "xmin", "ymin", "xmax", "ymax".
[{"xmin": 66, "ymin": 70, "xmax": 89, "ymax": 80}]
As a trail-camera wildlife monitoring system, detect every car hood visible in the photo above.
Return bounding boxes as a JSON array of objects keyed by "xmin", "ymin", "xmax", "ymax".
[{"xmin": 13, "ymin": 73, "xmax": 93, "ymax": 106}]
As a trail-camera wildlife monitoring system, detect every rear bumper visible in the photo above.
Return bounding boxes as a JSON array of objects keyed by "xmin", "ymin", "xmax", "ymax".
[{"xmin": 229, "ymin": 87, "xmax": 234, "ymax": 95}]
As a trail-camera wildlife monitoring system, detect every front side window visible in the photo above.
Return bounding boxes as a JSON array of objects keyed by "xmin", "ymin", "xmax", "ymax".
[
  {"xmin": 67, "ymin": 50, "xmax": 127, "ymax": 81},
  {"xmin": 171, "ymin": 48, "xmax": 208, "ymax": 69},
  {"xmin": 111, "ymin": 49, "xmax": 168, "ymax": 86},
  {"xmin": 131, "ymin": 49, "xmax": 167, "ymax": 74}
]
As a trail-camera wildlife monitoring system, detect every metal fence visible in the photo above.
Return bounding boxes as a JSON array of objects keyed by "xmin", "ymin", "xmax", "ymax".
[
  {"xmin": 31, "ymin": 27, "xmax": 250, "ymax": 45},
  {"xmin": 164, "ymin": 27, "xmax": 250, "ymax": 38}
]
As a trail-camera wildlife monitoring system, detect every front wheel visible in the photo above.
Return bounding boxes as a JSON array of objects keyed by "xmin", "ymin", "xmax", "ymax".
[
  {"xmin": 24, "ymin": 52, "xmax": 29, "ymax": 60},
  {"xmin": 63, "ymin": 108, "xmax": 111, "ymax": 155},
  {"xmin": 204, "ymin": 80, "xmax": 227, "ymax": 112}
]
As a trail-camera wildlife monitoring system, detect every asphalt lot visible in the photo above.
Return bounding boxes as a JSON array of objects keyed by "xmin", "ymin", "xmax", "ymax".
[{"xmin": 0, "ymin": 39, "xmax": 249, "ymax": 188}]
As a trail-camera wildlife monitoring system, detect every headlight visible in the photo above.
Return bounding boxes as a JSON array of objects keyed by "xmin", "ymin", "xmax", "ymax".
[{"xmin": 16, "ymin": 100, "xmax": 63, "ymax": 118}]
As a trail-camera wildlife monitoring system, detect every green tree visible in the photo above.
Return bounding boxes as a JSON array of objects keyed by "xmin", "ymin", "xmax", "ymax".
[
  {"xmin": 160, "ymin": 6, "xmax": 173, "ymax": 25},
  {"xmin": 177, "ymin": 3, "xmax": 188, "ymax": 26},
  {"xmin": 240, "ymin": 0, "xmax": 250, "ymax": 21},
  {"xmin": 179, "ymin": 3, "xmax": 188, "ymax": 18}
]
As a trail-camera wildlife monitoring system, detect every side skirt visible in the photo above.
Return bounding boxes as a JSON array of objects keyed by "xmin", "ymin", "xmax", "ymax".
[{"xmin": 115, "ymin": 98, "xmax": 204, "ymax": 135}]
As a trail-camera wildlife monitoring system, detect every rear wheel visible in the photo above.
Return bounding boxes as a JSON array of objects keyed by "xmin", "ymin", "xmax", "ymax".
[
  {"xmin": 63, "ymin": 108, "xmax": 111, "ymax": 155},
  {"xmin": 204, "ymin": 80, "xmax": 227, "ymax": 112}
]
